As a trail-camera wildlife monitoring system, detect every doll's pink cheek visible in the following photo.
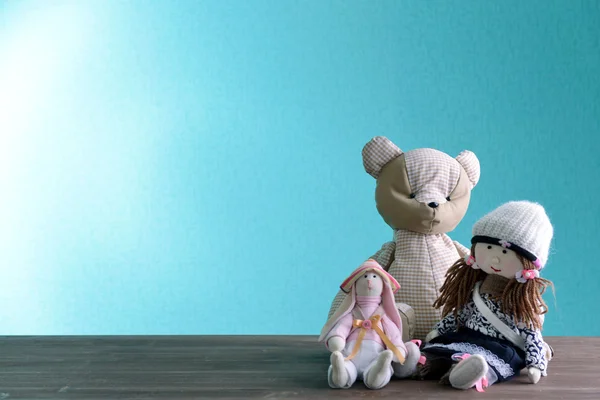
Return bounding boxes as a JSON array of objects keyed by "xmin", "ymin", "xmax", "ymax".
[{"xmin": 505, "ymin": 258, "xmax": 522, "ymax": 273}]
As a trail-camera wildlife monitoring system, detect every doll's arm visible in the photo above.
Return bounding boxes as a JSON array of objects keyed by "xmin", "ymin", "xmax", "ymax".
[
  {"xmin": 427, "ymin": 303, "xmax": 473, "ymax": 341},
  {"xmin": 431, "ymin": 313, "xmax": 457, "ymax": 337},
  {"xmin": 519, "ymin": 327, "xmax": 548, "ymax": 383},
  {"xmin": 325, "ymin": 313, "xmax": 353, "ymax": 352},
  {"xmin": 425, "ymin": 313, "xmax": 456, "ymax": 342},
  {"xmin": 369, "ymin": 241, "xmax": 396, "ymax": 271}
]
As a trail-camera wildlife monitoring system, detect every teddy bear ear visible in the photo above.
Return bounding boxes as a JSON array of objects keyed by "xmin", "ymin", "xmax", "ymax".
[
  {"xmin": 362, "ymin": 136, "xmax": 403, "ymax": 179},
  {"xmin": 456, "ymin": 150, "xmax": 480, "ymax": 188}
]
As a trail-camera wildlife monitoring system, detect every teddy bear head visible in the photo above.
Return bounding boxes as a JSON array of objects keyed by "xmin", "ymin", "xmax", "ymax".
[{"xmin": 362, "ymin": 136, "xmax": 480, "ymax": 235}]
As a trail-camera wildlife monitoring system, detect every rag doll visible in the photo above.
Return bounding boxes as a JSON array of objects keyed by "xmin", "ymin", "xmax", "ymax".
[
  {"xmin": 417, "ymin": 201, "xmax": 554, "ymax": 392},
  {"xmin": 319, "ymin": 259, "xmax": 422, "ymax": 390}
]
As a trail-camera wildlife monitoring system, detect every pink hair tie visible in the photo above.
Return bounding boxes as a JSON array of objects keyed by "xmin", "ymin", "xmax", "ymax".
[
  {"xmin": 532, "ymin": 258, "xmax": 542, "ymax": 270},
  {"xmin": 464, "ymin": 254, "xmax": 479, "ymax": 269},
  {"xmin": 515, "ymin": 269, "xmax": 540, "ymax": 283}
]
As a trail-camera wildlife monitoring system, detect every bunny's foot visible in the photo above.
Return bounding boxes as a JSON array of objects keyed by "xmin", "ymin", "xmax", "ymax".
[
  {"xmin": 364, "ymin": 350, "xmax": 394, "ymax": 389},
  {"xmin": 328, "ymin": 351, "xmax": 351, "ymax": 389}
]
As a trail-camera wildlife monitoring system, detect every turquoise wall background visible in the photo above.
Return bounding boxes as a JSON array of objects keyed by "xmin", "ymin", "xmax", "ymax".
[{"xmin": 1, "ymin": 0, "xmax": 598, "ymax": 336}]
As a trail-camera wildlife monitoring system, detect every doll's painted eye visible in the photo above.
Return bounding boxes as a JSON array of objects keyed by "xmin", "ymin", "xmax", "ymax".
[
  {"xmin": 409, "ymin": 193, "xmax": 416, "ymax": 199},
  {"xmin": 487, "ymin": 245, "xmax": 492, "ymax": 249},
  {"xmin": 502, "ymin": 250, "xmax": 507, "ymax": 254},
  {"xmin": 372, "ymin": 275, "xmax": 377, "ymax": 278},
  {"xmin": 364, "ymin": 275, "xmax": 368, "ymax": 278},
  {"xmin": 446, "ymin": 196, "xmax": 451, "ymax": 201}
]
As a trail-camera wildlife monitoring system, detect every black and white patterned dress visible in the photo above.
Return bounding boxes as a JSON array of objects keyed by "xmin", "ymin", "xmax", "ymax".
[{"xmin": 422, "ymin": 288, "xmax": 548, "ymax": 382}]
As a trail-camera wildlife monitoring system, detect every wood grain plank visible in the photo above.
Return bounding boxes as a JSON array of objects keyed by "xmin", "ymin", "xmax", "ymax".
[{"xmin": 0, "ymin": 336, "xmax": 597, "ymax": 399}]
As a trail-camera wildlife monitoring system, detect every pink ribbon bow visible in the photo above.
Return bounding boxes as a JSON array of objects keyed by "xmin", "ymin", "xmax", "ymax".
[
  {"xmin": 464, "ymin": 254, "xmax": 479, "ymax": 269},
  {"xmin": 515, "ymin": 269, "xmax": 540, "ymax": 283}
]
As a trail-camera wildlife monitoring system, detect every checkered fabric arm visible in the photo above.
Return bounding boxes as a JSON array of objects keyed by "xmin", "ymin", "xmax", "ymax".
[
  {"xmin": 369, "ymin": 241, "xmax": 396, "ymax": 270},
  {"xmin": 453, "ymin": 241, "xmax": 470, "ymax": 258}
]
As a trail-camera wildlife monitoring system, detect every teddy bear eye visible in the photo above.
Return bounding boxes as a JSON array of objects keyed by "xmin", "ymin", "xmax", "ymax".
[
  {"xmin": 502, "ymin": 250, "xmax": 507, "ymax": 254},
  {"xmin": 487, "ymin": 245, "xmax": 492, "ymax": 249},
  {"xmin": 409, "ymin": 193, "xmax": 416, "ymax": 199},
  {"xmin": 446, "ymin": 196, "xmax": 451, "ymax": 201}
]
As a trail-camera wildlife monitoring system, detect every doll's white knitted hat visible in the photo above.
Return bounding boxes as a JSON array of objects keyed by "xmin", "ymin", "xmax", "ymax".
[{"xmin": 471, "ymin": 201, "xmax": 553, "ymax": 269}]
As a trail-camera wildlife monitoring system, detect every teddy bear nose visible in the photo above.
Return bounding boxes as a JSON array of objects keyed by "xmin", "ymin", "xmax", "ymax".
[{"xmin": 428, "ymin": 202, "xmax": 439, "ymax": 208}]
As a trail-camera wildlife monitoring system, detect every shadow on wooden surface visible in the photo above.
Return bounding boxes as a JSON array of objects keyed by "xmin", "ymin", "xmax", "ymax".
[{"xmin": 0, "ymin": 335, "xmax": 598, "ymax": 399}]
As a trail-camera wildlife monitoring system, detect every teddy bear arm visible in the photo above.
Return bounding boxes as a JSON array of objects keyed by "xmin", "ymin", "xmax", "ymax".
[
  {"xmin": 453, "ymin": 240, "xmax": 470, "ymax": 258},
  {"xmin": 369, "ymin": 241, "xmax": 396, "ymax": 271}
]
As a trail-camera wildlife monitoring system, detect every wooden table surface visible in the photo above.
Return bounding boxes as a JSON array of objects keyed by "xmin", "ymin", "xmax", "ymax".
[{"xmin": 0, "ymin": 335, "xmax": 598, "ymax": 399}]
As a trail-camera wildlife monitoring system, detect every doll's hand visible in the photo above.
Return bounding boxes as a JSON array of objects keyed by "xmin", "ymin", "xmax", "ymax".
[
  {"xmin": 527, "ymin": 367, "xmax": 541, "ymax": 384},
  {"xmin": 425, "ymin": 329, "xmax": 440, "ymax": 343},
  {"xmin": 327, "ymin": 336, "xmax": 346, "ymax": 352},
  {"xmin": 544, "ymin": 342, "xmax": 553, "ymax": 361}
]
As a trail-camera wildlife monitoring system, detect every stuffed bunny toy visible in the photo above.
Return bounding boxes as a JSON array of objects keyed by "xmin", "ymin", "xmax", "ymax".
[
  {"xmin": 418, "ymin": 201, "xmax": 555, "ymax": 392},
  {"xmin": 319, "ymin": 259, "xmax": 422, "ymax": 389}
]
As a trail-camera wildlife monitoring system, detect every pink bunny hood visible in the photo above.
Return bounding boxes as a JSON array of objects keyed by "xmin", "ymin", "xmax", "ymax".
[{"xmin": 318, "ymin": 259, "xmax": 403, "ymax": 342}]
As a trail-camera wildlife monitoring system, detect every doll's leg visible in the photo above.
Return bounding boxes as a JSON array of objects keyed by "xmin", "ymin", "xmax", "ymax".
[
  {"xmin": 485, "ymin": 366, "xmax": 498, "ymax": 386},
  {"xmin": 416, "ymin": 352, "xmax": 453, "ymax": 380},
  {"xmin": 440, "ymin": 356, "xmax": 498, "ymax": 389},
  {"xmin": 363, "ymin": 350, "xmax": 394, "ymax": 390},
  {"xmin": 328, "ymin": 351, "xmax": 357, "ymax": 389},
  {"xmin": 449, "ymin": 354, "xmax": 489, "ymax": 390}
]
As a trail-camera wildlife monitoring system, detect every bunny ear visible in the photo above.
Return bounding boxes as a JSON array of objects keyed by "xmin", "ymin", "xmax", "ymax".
[
  {"xmin": 381, "ymin": 281, "xmax": 403, "ymax": 332},
  {"xmin": 318, "ymin": 289, "xmax": 355, "ymax": 342},
  {"xmin": 456, "ymin": 150, "xmax": 481, "ymax": 188},
  {"xmin": 362, "ymin": 136, "xmax": 403, "ymax": 179}
]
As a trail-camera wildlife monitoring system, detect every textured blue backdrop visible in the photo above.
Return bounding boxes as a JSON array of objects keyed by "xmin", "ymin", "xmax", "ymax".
[{"xmin": 1, "ymin": 0, "xmax": 598, "ymax": 336}]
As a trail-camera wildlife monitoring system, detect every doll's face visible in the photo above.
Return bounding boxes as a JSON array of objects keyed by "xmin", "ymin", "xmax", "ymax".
[
  {"xmin": 474, "ymin": 243, "xmax": 524, "ymax": 279},
  {"xmin": 355, "ymin": 271, "xmax": 384, "ymax": 296}
]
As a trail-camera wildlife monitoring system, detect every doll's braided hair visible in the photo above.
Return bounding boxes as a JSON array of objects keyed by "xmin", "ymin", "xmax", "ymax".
[{"xmin": 433, "ymin": 245, "xmax": 554, "ymax": 330}]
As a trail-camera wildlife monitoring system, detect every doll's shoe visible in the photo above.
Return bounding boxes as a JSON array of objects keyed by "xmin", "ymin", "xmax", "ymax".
[
  {"xmin": 449, "ymin": 354, "xmax": 489, "ymax": 391},
  {"xmin": 330, "ymin": 351, "xmax": 349, "ymax": 388},
  {"xmin": 364, "ymin": 350, "xmax": 393, "ymax": 389}
]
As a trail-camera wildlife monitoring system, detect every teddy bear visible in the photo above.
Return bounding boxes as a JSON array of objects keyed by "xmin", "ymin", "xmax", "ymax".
[{"xmin": 328, "ymin": 136, "xmax": 481, "ymax": 341}]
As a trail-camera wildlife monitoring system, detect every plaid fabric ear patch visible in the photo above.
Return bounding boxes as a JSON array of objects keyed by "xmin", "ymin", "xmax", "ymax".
[
  {"xmin": 404, "ymin": 148, "xmax": 460, "ymax": 204},
  {"xmin": 362, "ymin": 136, "xmax": 403, "ymax": 178},
  {"xmin": 456, "ymin": 150, "xmax": 480, "ymax": 188}
]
